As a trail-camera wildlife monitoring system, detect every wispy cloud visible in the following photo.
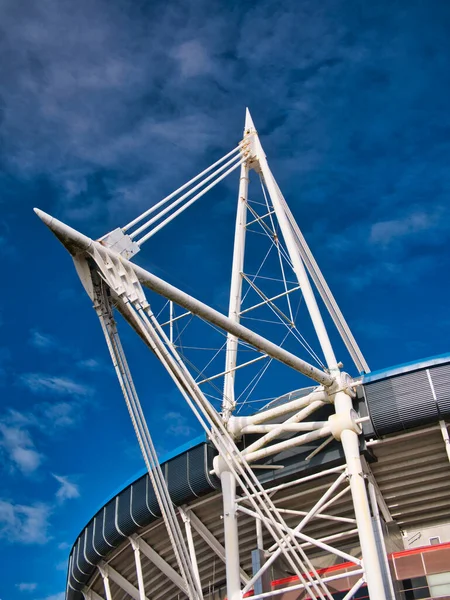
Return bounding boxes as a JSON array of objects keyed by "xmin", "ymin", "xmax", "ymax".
[
  {"xmin": 57, "ymin": 541, "xmax": 70, "ymax": 550},
  {"xmin": 369, "ymin": 206, "xmax": 448, "ymax": 248},
  {"xmin": 29, "ymin": 330, "xmax": 103, "ymax": 373},
  {"xmin": 172, "ymin": 40, "xmax": 213, "ymax": 78},
  {"xmin": 76, "ymin": 358, "xmax": 106, "ymax": 372},
  {"xmin": 163, "ymin": 411, "xmax": 195, "ymax": 438},
  {"xmin": 29, "ymin": 330, "xmax": 57, "ymax": 351},
  {"xmin": 19, "ymin": 373, "xmax": 93, "ymax": 398},
  {"xmin": 42, "ymin": 593, "xmax": 65, "ymax": 600},
  {"xmin": 0, "ymin": 346, "xmax": 11, "ymax": 386},
  {"xmin": 16, "ymin": 583, "xmax": 37, "ymax": 592},
  {"xmin": 0, "ymin": 423, "xmax": 43, "ymax": 475},
  {"xmin": 52, "ymin": 474, "xmax": 80, "ymax": 503},
  {"xmin": 0, "ymin": 500, "xmax": 51, "ymax": 544},
  {"xmin": 0, "ymin": 388, "xmax": 91, "ymax": 475}
]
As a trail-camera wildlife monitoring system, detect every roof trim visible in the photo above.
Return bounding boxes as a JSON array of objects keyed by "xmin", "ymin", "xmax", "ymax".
[
  {"xmin": 362, "ymin": 353, "xmax": 450, "ymax": 384},
  {"xmin": 93, "ymin": 433, "xmax": 207, "ymax": 515}
]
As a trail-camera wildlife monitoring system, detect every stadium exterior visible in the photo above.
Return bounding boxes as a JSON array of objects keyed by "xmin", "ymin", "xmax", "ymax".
[
  {"xmin": 35, "ymin": 111, "xmax": 450, "ymax": 600},
  {"xmin": 67, "ymin": 354, "xmax": 450, "ymax": 600}
]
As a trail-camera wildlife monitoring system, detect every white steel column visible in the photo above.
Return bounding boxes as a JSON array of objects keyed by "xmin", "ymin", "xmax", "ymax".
[
  {"xmin": 336, "ymin": 393, "xmax": 387, "ymax": 599},
  {"xmin": 97, "ymin": 566, "xmax": 113, "ymax": 600},
  {"xmin": 221, "ymin": 113, "xmax": 250, "ymax": 600},
  {"xmin": 252, "ymin": 116, "xmax": 388, "ymax": 599},
  {"xmin": 186, "ymin": 509, "xmax": 250, "ymax": 585},
  {"xmin": 180, "ymin": 509, "xmax": 202, "ymax": 593},
  {"xmin": 221, "ymin": 469, "xmax": 242, "ymax": 600},
  {"xmin": 130, "ymin": 537, "xmax": 146, "ymax": 600},
  {"xmin": 439, "ymin": 420, "xmax": 450, "ymax": 462},
  {"xmin": 255, "ymin": 142, "xmax": 337, "ymax": 371},
  {"xmin": 222, "ymin": 123, "xmax": 250, "ymax": 420},
  {"xmin": 367, "ymin": 479, "xmax": 396, "ymax": 600}
]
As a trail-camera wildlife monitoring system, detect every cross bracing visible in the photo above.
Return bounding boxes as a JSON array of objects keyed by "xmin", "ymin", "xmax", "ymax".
[{"xmin": 34, "ymin": 109, "xmax": 448, "ymax": 600}]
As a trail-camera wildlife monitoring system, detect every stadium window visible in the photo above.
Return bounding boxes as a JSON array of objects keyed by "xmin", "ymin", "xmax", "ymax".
[
  {"xmin": 429, "ymin": 536, "xmax": 441, "ymax": 545},
  {"xmin": 427, "ymin": 572, "xmax": 450, "ymax": 597},
  {"xmin": 401, "ymin": 576, "xmax": 430, "ymax": 599}
]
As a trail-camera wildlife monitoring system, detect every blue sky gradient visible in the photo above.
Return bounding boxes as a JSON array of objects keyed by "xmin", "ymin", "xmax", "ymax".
[{"xmin": 1, "ymin": 0, "xmax": 450, "ymax": 598}]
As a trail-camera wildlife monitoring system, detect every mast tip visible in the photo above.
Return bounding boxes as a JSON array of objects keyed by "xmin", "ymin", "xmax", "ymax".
[{"xmin": 244, "ymin": 108, "xmax": 256, "ymax": 133}]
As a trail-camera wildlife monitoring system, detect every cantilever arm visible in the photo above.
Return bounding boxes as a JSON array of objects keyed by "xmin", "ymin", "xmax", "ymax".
[{"xmin": 34, "ymin": 208, "xmax": 335, "ymax": 388}]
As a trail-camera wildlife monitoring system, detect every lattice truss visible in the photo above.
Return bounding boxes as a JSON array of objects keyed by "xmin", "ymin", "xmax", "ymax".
[{"xmin": 35, "ymin": 111, "xmax": 392, "ymax": 600}]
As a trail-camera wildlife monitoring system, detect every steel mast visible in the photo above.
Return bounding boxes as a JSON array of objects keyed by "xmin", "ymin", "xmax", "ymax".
[{"xmin": 34, "ymin": 110, "xmax": 392, "ymax": 600}]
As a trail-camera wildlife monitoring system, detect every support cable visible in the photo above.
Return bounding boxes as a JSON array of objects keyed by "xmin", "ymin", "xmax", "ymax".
[
  {"xmin": 90, "ymin": 254, "xmax": 335, "ymax": 598},
  {"xmin": 137, "ymin": 159, "xmax": 244, "ymax": 245},
  {"xmin": 94, "ymin": 284, "xmax": 203, "ymax": 600},
  {"xmin": 110, "ymin": 290, "xmax": 336, "ymax": 599},
  {"xmin": 131, "ymin": 154, "xmax": 243, "ymax": 241},
  {"xmin": 269, "ymin": 178, "xmax": 370, "ymax": 373},
  {"xmin": 123, "ymin": 145, "xmax": 241, "ymax": 232}
]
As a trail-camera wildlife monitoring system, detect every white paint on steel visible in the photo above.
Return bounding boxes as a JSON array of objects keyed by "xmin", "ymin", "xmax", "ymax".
[
  {"xmin": 129, "ymin": 537, "xmax": 146, "ymax": 600},
  {"xmin": 123, "ymin": 145, "xmax": 241, "ymax": 232},
  {"xmin": 439, "ymin": 420, "xmax": 450, "ymax": 463},
  {"xmin": 98, "ymin": 563, "xmax": 148, "ymax": 600},
  {"xmin": 367, "ymin": 480, "xmax": 396, "ymax": 600},
  {"xmin": 222, "ymin": 154, "xmax": 249, "ymax": 419},
  {"xmin": 34, "ymin": 110, "xmax": 394, "ymax": 600},
  {"xmin": 34, "ymin": 208, "xmax": 334, "ymax": 388},
  {"xmin": 185, "ymin": 509, "xmax": 250, "ymax": 585},
  {"xmin": 221, "ymin": 470, "xmax": 242, "ymax": 600},
  {"xmin": 130, "ymin": 535, "xmax": 188, "ymax": 595}
]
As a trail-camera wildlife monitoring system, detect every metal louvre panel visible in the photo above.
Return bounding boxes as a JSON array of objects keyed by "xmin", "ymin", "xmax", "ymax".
[
  {"xmin": 130, "ymin": 477, "xmax": 155, "ymax": 527},
  {"xmin": 394, "ymin": 370, "xmax": 437, "ymax": 428},
  {"xmin": 67, "ymin": 442, "xmax": 218, "ymax": 596},
  {"xmin": 167, "ymin": 451, "xmax": 192, "ymax": 504},
  {"xmin": 70, "ymin": 546, "xmax": 85, "ymax": 591},
  {"xmin": 205, "ymin": 444, "xmax": 220, "ymax": 489},
  {"xmin": 103, "ymin": 498, "xmax": 126, "ymax": 547},
  {"xmin": 84, "ymin": 521, "xmax": 99, "ymax": 565},
  {"xmin": 364, "ymin": 378, "xmax": 401, "ymax": 436},
  {"xmin": 364, "ymin": 369, "xmax": 438, "ymax": 436},
  {"xmin": 189, "ymin": 444, "xmax": 219, "ymax": 494},
  {"xmin": 71, "ymin": 538, "xmax": 90, "ymax": 589},
  {"xmin": 92, "ymin": 511, "xmax": 110, "ymax": 557},
  {"xmin": 430, "ymin": 363, "xmax": 450, "ymax": 417},
  {"xmin": 145, "ymin": 472, "xmax": 162, "ymax": 518},
  {"xmin": 116, "ymin": 487, "xmax": 136, "ymax": 536}
]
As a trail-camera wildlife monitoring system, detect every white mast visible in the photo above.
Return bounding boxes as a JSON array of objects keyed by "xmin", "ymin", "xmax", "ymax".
[
  {"xmin": 35, "ymin": 110, "xmax": 389, "ymax": 600},
  {"xmin": 222, "ymin": 109, "xmax": 252, "ymax": 421}
]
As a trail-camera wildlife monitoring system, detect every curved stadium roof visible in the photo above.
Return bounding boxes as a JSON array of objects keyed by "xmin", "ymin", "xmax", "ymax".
[{"xmin": 67, "ymin": 354, "xmax": 450, "ymax": 600}]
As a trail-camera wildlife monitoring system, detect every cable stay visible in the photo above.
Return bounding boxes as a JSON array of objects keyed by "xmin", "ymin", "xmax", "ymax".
[{"xmin": 34, "ymin": 109, "xmax": 389, "ymax": 600}]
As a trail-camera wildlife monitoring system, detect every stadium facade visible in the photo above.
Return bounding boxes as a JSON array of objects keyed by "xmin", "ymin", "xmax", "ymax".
[
  {"xmin": 35, "ymin": 111, "xmax": 450, "ymax": 600},
  {"xmin": 67, "ymin": 354, "xmax": 450, "ymax": 600}
]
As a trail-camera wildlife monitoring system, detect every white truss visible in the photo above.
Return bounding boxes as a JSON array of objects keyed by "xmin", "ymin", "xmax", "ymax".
[{"xmin": 35, "ymin": 110, "xmax": 394, "ymax": 600}]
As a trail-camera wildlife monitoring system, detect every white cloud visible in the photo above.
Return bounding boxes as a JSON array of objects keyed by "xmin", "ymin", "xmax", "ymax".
[
  {"xmin": 56, "ymin": 560, "xmax": 68, "ymax": 571},
  {"xmin": 76, "ymin": 358, "xmax": 103, "ymax": 371},
  {"xmin": 19, "ymin": 373, "xmax": 93, "ymax": 398},
  {"xmin": 370, "ymin": 209, "xmax": 443, "ymax": 248},
  {"xmin": 3, "ymin": 402, "xmax": 80, "ymax": 435},
  {"xmin": 0, "ymin": 396, "xmax": 87, "ymax": 475},
  {"xmin": 29, "ymin": 330, "xmax": 56, "ymax": 351},
  {"xmin": 0, "ymin": 500, "xmax": 51, "ymax": 544},
  {"xmin": 0, "ymin": 423, "xmax": 43, "ymax": 475},
  {"xmin": 163, "ymin": 411, "xmax": 195, "ymax": 438},
  {"xmin": 172, "ymin": 40, "xmax": 213, "ymax": 78},
  {"xmin": 57, "ymin": 541, "xmax": 70, "ymax": 550},
  {"xmin": 43, "ymin": 593, "xmax": 65, "ymax": 600},
  {"xmin": 39, "ymin": 402, "xmax": 79, "ymax": 429},
  {"xmin": 16, "ymin": 583, "xmax": 37, "ymax": 592},
  {"xmin": 52, "ymin": 474, "xmax": 80, "ymax": 502}
]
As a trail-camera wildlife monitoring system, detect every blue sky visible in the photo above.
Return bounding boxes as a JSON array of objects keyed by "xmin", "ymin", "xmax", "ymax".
[{"xmin": 1, "ymin": 0, "xmax": 450, "ymax": 598}]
